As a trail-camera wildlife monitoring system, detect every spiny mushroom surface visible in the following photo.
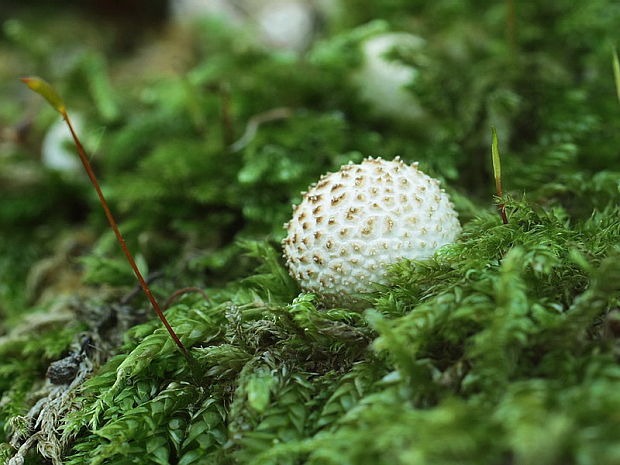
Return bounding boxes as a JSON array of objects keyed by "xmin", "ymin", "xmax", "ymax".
[{"xmin": 282, "ymin": 157, "xmax": 461, "ymax": 306}]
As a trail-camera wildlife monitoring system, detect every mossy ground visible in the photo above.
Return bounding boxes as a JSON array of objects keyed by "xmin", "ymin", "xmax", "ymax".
[{"xmin": 1, "ymin": 1, "xmax": 620, "ymax": 464}]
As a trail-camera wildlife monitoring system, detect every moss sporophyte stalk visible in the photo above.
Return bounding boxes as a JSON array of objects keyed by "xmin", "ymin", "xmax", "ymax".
[{"xmin": 20, "ymin": 77, "xmax": 193, "ymax": 365}]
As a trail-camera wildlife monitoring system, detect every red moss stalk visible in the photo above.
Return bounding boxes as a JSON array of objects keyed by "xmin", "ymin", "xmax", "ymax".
[{"xmin": 20, "ymin": 77, "xmax": 192, "ymax": 362}]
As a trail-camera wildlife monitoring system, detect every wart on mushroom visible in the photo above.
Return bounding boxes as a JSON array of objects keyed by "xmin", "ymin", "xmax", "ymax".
[{"xmin": 282, "ymin": 156, "xmax": 461, "ymax": 307}]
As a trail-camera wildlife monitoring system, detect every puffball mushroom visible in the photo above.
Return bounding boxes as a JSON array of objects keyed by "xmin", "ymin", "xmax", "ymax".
[
  {"xmin": 354, "ymin": 32, "xmax": 426, "ymax": 122},
  {"xmin": 170, "ymin": 0, "xmax": 317, "ymax": 53},
  {"xmin": 41, "ymin": 114, "xmax": 84, "ymax": 173},
  {"xmin": 169, "ymin": 0, "xmax": 244, "ymax": 26},
  {"xmin": 282, "ymin": 157, "xmax": 461, "ymax": 307},
  {"xmin": 254, "ymin": 1, "xmax": 315, "ymax": 52}
]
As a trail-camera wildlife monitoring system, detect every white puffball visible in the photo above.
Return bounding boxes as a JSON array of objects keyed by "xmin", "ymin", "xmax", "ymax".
[
  {"xmin": 255, "ymin": 1, "xmax": 315, "ymax": 52},
  {"xmin": 169, "ymin": 0, "xmax": 243, "ymax": 25},
  {"xmin": 282, "ymin": 157, "xmax": 461, "ymax": 307},
  {"xmin": 169, "ymin": 0, "xmax": 316, "ymax": 52},
  {"xmin": 41, "ymin": 115, "xmax": 83, "ymax": 173},
  {"xmin": 354, "ymin": 32, "xmax": 426, "ymax": 121}
]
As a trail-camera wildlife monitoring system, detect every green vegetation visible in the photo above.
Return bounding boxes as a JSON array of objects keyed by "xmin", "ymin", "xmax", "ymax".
[{"xmin": 1, "ymin": 1, "xmax": 619, "ymax": 464}]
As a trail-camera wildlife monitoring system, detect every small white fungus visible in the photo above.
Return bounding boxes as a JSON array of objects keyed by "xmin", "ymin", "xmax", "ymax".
[
  {"xmin": 282, "ymin": 157, "xmax": 461, "ymax": 306},
  {"xmin": 41, "ymin": 114, "xmax": 83, "ymax": 173},
  {"xmin": 354, "ymin": 32, "xmax": 426, "ymax": 121}
]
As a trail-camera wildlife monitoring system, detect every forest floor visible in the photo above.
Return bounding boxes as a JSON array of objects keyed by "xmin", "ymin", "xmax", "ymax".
[{"xmin": 1, "ymin": 1, "xmax": 620, "ymax": 464}]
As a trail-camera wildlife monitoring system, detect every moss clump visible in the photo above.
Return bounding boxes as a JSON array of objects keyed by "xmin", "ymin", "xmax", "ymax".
[
  {"xmin": 1, "ymin": 1, "xmax": 620, "ymax": 464},
  {"xmin": 47, "ymin": 202, "xmax": 618, "ymax": 465}
]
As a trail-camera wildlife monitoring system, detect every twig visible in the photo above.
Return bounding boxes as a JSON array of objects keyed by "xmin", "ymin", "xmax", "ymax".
[
  {"xmin": 164, "ymin": 287, "xmax": 210, "ymax": 310},
  {"xmin": 120, "ymin": 271, "xmax": 164, "ymax": 305},
  {"xmin": 230, "ymin": 107, "xmax": 293, "ymax": 151}
]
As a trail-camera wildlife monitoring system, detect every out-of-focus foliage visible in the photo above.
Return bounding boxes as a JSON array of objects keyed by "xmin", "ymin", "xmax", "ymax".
[{"xmin": 1, "ymin": 0, "xmax": 619, "ymax": 464}]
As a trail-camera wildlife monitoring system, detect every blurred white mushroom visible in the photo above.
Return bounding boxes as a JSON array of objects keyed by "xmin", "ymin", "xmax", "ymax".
[
  {"xmin": 169, "ymin": 0, "xmax": 320, "ymax": 53},
  {"xmin": 354, "ymin": 32, "xmax": 427, "ymax": 122},
  {"xmin": 41, "ymin": 114, "xmax": 83, "ymax": 173},
  {"xmin": 254, "ymin": 1, "xmax": 315, "ymax": 52},
  {"xmin": 169, "ymin": 0, "xmax": 244, "ymax": 26}
]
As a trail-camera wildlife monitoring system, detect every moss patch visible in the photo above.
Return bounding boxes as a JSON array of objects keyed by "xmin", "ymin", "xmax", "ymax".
[{"xmin": 1, "ymin": 1, "xmax": 620, "ymax": 464}]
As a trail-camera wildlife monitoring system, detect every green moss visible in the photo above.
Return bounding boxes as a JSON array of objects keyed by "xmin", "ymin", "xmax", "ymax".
[
  {"xmin": 1, "ymin": 1, "xmax": 620, "ymax": 464},
  {"xmin": 0, "ymin": 318, "xmax": 85, "ymax": 442}
]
